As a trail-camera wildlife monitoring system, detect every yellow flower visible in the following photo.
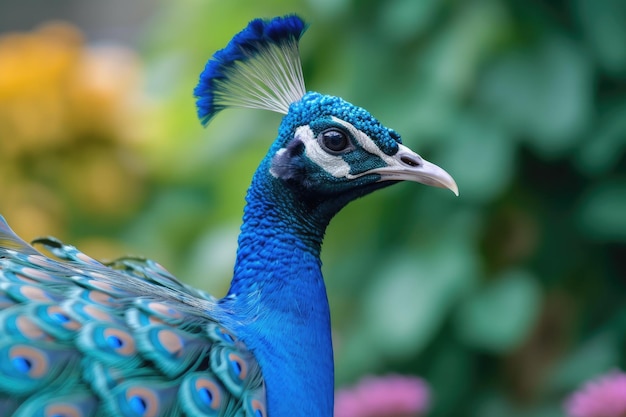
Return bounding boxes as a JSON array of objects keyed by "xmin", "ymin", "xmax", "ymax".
[{"xmin": 0, "ymin": 22, "xmax": 148, "ymax": 239}]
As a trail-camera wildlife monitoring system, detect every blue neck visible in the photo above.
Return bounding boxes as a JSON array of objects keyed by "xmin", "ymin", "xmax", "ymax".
[{"xmin": 224, "ymin": 160, "xmax": 335, "ymax": 417}]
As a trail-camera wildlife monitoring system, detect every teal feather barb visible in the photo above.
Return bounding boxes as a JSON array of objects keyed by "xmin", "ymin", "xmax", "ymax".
[{"xmin": 0, "ymin": 216, "xmax": 266, "ymax": 417}]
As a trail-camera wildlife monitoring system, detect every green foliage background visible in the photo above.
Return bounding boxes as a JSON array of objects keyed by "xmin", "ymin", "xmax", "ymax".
[{"xmin": 1, "ymin": 0, "xmax": 625, "ymax": 415}]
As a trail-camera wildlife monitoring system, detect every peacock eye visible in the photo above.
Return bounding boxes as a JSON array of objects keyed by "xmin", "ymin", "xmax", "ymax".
[{"xmin": 319, "ymin": 128, "xmax": 351, "ymax": 154}]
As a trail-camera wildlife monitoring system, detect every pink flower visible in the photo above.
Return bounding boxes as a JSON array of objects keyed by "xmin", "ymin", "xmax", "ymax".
[
  {"xmin": 565, "ymin": 370, "xmax": 626, "ymax": 417},
  {"xmin": 334, "ymin": 374, "xmax": 431, "ymax": 417}
]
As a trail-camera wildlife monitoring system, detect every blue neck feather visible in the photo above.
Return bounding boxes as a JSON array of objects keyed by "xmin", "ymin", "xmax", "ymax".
[{"xmin": 223, "ymin": 158, "xmax": 336, "ymax": 417}]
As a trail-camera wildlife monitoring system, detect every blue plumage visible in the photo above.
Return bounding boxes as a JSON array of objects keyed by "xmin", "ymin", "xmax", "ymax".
[{"xmin": 0, "ymin": 14, "xmax": 457, "ymax": 417}]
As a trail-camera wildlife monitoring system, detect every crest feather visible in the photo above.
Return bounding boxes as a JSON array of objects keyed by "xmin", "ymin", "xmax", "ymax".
[{"xmin": 195, "ymin": 15, "xmax": 308, "ymax": 125}]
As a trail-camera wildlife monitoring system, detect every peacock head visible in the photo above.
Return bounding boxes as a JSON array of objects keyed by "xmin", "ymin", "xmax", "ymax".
[
  {"xmin": 268, "ymin": 91, "xmax": 457, "ymax": 204},
  {"xmin": 195, "ymin": 15, "xmax": 457, "ymax": 207}
]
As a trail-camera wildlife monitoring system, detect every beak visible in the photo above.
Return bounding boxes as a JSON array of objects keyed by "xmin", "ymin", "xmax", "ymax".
[{"xmin": 365, "ymin": 144, "xmax": 459, "ymax": 196}]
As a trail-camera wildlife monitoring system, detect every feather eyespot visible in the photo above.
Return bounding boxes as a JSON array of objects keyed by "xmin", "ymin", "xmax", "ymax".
[
  {"xmin": 12, "ymin": 356, "xmax": 31, "ymax": 373},
  {"xmin": 13, "ymin": 273, "xmax": 37, "ymax": 284},
  {"xmin": 146, "ymin": 301, "xmax": 183, "ymax": 321},
  {"xmin": 82, "ymin": 290, "xmax": 118, "ymax": 308},
  {"xmin": 106, "ymin": 334, "xmax": 123, "ymax": 349},
  {"xmin": 9, "ymin": 345, "xmax": 48, "ymax": 378},
  {"xmin": 251, "ymin": 399, "xmax": 266, "ymax": 417},
  {"xmin": 21, "ymin": 267, "xmax": 63, "ymax": 283},
  {"xmin": 45, "ymin": 403, "xmax": 82, "ymax": 417},
  {"xmin": 80, "ymin": 303, "xmax": 116, "ymax": 322},
  {"xmin": 155, "ymin": 328, "xmax": 184, "ymax": 357},
  {"xmin": 194, "ymin": 377, "xmax": 222, "ymax": 409},
  {"xmin": 125, "ymin": 387, "xmax": 159, "ymax": 417},
  {"xmin": 18, "ymin": 285, "xmax": 56, "ymax": 302},
  {"xmin": 129, "ymin": 395, "xmax": 147, "ymax": 415},
  {"xmin": 216, "ymin": 326, "xmax": 236, "ymax": 344},
  {"xmin": 83, "ymin": 279, "xmax": 125, "ymax": 296},
  {"xmin": 75, "ymin": 251, "xmax": 101, "ymax": 266},
  {"xmin": 51, "ymin": 311, "xmax": 70, "ymax": 323},
  {"xmin": 102, "ymin": 327, "xmax": 136, "ymax": 356},
  {"xmin": 26, "ymin": 255, "xmax": 56, "ymax": 269},
  {"xmin": 14, "ymin": 316, "xmax": 49, "ymax": 341},
  {"xmin": 198, "ymin": 387, "xmax": 212, "ymax": 405},
  {"xmin": 228, "ymin": 352, "xmax": 248, "ymax": 380},
  {"xmin": 39, "ymin": 305, "xmax": 81, "ymax": 332}
]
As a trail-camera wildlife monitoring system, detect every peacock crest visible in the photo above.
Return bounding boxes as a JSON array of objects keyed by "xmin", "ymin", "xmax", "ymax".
[{"xmin": 195, "ymin": 15, "xmax": 307, "ymax": 124}]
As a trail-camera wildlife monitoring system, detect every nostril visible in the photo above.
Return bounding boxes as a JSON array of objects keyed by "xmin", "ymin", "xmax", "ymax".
[{"xmin": 401, "ymin": 155, "xmax": 421, "ymax": 167}]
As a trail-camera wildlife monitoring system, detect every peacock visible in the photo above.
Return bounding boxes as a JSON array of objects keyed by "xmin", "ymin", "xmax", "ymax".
[{"xmin": 0, "ymin": 15, "xmax": 458, "ymax": 417}]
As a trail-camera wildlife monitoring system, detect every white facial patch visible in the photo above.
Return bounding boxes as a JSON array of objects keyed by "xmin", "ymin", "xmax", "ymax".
[
  {"xmin": 295, "ymin": 125, "xmax": 352, "ymax": 178},
  {"xmin": 270, "ymin": 118, "xmax": 398, "ymax": 180}
]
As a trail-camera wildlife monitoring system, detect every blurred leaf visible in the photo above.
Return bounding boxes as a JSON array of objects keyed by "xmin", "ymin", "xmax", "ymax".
[
  {"xmin": 478, "ymin": 36, "xmax": 592, "ymax": 155},
  {"xmin": 377, "ymin": 0, "xmax": 442, "ymax": 41},
  {"xmin": 548, "ymin": 332, "xmax": 621, "ymax": 392},
  {"xmin": 402, "ymin": 87, "xmax": 458, "ymax": 143},
  {"xmin": 122, "ymin": 188, "xmax": 210, "ymax": 269},
  {"xmin": 578, "ymin": 179, "xmax": 626, "ymax": 241},
  {"xmin": 456, "ymin": 269, "xmax": 542, "ymax": 352},
  {"xmin": 359, "ymin": 239, "xmax": 478, "ymax": 359},
  {"xmin": 182, "ymin": 223, "xmax": 239, "ymax": 294},
  {"xmin": 304, "ymin": 0, "xmax": 349, "ymax": 17},
  {"xmin": 575, "ymin": 0, "xmax": 626, "ymax": 76},
  {"xmin": 428, "ymin": 342, "xmax": 475, "ymax": 417},
  {"xmin": 474, "ymin": 393, "xmax": 563, "ymax": 417},
  {"xmin": 417, "ymin": 0, "xmax": 509, "ymax": 99},
  {"xmin": 575, "ymin": 99, "xmax": 626, "ymax": 175},
  {"xmin": 436, "ymin": 114, "xmax": 515, "ymax": 202}
]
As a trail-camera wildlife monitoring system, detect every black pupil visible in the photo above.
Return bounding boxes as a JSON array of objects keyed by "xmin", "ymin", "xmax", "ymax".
[{"xmin": 322, "ymin": 129, "xmax": 348, "ymax": 152}]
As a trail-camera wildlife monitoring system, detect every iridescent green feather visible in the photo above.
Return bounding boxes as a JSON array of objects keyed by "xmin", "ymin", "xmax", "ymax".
[
  {"xmin": 0, "ymin": 216, "xmax": 267, "ymax": 416},
  {"xmin": 12, "ymin": 391, "xmax": 98, "ymax": 417}
]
